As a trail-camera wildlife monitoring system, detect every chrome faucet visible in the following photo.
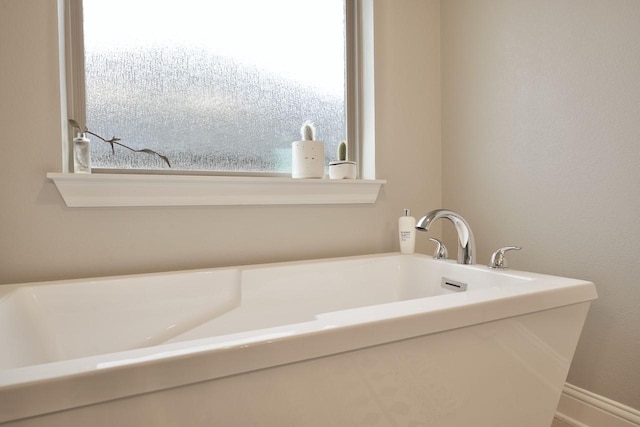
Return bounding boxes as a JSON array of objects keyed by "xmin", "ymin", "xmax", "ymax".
[{"xmin": 415, "ymin": 209, "xmax": 476, "ymax": 265}]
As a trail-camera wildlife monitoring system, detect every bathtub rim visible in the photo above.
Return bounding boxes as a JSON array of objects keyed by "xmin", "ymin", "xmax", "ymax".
[{"xmin": 0, "ymin": 252, "xmax": 597, "ymax": 424}]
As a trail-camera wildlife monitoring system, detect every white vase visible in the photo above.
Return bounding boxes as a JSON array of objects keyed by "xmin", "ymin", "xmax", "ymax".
[
  {"xmin": 73, "ymin": 133, "xmax": 91, "ymax": 174},
  {"xmin": 292, "ymin": 140, "xmax": 325, "ymax": 178}
]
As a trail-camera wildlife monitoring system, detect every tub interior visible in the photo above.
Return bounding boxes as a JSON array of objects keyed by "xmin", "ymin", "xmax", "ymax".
[
  {"xmin": 0, "ymin": 255, "xmax": 532, "ymax": 370},
  {"xmin": 164, "ymin": 256, "xmax": 501, "ymax": 343},
  {"xmin": 0, "ymin": 269, "xmax": 240, "ymax": 370}
]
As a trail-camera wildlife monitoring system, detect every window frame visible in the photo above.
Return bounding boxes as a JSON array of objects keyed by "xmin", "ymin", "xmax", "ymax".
[{"xmin": 64, "ymin": 0, "xmax": 358, "ymax": 177}]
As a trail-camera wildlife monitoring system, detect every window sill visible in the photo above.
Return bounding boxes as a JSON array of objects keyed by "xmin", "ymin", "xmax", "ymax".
[{"xmin": 46, "ymin": 173, "xmax": 386, "ymax": 207}]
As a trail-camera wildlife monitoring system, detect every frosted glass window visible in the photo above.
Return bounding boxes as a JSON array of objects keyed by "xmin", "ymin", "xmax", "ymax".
[{"xmin": 82, "ymin": 0, "xmax": 346, "ymax": 172}]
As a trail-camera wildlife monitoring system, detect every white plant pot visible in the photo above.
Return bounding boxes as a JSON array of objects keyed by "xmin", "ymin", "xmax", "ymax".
[
  {"xmin": 329, "ymin": 161, "xmax": 357, "ymax": 179},
  {"xmin": 292, "ymin": 140, "xmax": 325, "ymax": 179}
]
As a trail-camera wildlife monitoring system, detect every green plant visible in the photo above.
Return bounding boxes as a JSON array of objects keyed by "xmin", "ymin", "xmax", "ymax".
[
  {"xmin": 300, "ymin": 120, "xmax": 316, "ymax": 141},
  {"xmin": 68, "ymin": 119, "xmax": 171, "ymax": 167},
  {"xmin": 337, "ymin": 141, "xmax": 347, "ymax": 161}
]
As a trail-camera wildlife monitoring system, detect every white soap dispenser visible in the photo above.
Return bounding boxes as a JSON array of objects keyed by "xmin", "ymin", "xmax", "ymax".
[{"xmin": 398, "ymin": 208, "xmax": 416, "ymax": 254}]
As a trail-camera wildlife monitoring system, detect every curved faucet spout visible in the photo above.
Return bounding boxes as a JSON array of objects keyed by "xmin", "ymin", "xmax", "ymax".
[{"xmin": 415, "ymin": 209, "xmax": 476, "ymax": 265}]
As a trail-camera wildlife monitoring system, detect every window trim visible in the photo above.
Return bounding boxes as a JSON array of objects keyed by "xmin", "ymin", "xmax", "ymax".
[
  {"xmin": 47, "ymin": 173, "xmax": 385, "ymax": 207},
  {"xmin": 54, "ymin": 0, "xmax": 383, "ymax": 207},
  {"xmin": 65, "ymin": 0, "xmax": 86, "ymax": 172}
]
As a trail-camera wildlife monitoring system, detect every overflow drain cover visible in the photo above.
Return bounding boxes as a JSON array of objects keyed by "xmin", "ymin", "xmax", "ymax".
[{"xmin": 441, "ymin": 277, "xmax": 467, "ymax": 292}]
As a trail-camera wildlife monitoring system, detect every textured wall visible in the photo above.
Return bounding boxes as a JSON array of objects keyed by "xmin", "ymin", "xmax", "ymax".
[
  {"xmin": 441, "ymin": 0, "xmax": 640, "ymax": 409},
  {"xmin": 3, "ymin": 0, "xmax": 637, "ymax": 412},
  {"xmin": 0, "ymin": 0, "xmax": 441, "ymax": 284}
]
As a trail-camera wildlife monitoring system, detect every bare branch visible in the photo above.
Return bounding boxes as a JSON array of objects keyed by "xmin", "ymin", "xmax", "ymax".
[{"xmin": 68, "ymin": 119, "xmax": 171, "ymax": 168}]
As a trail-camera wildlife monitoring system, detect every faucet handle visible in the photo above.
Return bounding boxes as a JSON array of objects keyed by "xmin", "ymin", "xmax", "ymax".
[
  {"xmin": 489, "ymin": 246, "xmax": 521, "ymax": 269},
  {"xmin": 428, "ymin": 237, "xmax": 449, "ymax": 260}
]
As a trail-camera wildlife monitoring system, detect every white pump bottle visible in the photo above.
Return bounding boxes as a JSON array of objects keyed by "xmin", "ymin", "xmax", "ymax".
[{"xmin": 398, "ymin": 208, "xmax": 416, "ymax": 254}]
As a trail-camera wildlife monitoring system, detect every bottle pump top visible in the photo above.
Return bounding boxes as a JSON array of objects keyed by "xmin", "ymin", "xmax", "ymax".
[{"xmin": 404, "ymin": 208, "xmax": 411, "ymax": 216}]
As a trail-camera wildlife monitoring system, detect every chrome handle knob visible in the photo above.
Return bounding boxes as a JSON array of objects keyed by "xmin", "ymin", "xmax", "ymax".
[
  {"xmin": 489, "ymin": 246, "xmax": 521, "ymax": 269},
  {"xmin": 428, "ymin": 237, "xmax": 449, "ymax": 260}
]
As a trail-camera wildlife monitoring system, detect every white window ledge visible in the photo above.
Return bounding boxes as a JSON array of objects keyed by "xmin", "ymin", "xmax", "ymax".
[{"xmin": 47, "ymin": 173, "xmax": 386, "ymax": 207}]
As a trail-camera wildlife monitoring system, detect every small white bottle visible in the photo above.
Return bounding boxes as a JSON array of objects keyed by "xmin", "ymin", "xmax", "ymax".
[
  {"xmin": 73, "ymin": 132, "xmax": 91, "ymax": 173},
  {"xmin": 399, "ymin": 208, "xmax": 416, "ymax": 254}
]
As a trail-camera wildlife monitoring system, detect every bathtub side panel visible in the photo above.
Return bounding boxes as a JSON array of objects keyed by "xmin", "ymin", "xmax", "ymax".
[{"xmin": 4, "ymin": 303, "xmax": 591, "ymax": 427}]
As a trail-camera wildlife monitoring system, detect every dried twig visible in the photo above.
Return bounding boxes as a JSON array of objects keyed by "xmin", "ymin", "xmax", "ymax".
[{"xmin": 68, "ymin": 119, "xmax": 171, "ymax": 168}]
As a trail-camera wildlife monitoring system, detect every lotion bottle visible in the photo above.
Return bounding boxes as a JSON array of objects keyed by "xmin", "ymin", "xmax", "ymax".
[{"xmin": 399, "ymin": 208, "xmax": 416, "ymax": 254}]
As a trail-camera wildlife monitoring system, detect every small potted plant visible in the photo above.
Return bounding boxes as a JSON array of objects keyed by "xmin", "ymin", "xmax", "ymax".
[
  {"xmin": 291, "ymin": 121, "xmax": 325, "ymax": 179},
  {"xmin": 329, "ymin": 141, "xmax": 356, "ymax": 179}
]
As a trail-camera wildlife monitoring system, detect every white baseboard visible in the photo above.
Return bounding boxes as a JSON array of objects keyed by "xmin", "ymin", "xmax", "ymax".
[{"xmin": 556, "ymin": 383, "xmax": 640, "ymax": 427}]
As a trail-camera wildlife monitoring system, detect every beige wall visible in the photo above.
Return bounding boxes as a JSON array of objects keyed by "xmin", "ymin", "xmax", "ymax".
[
  {"xmin": 442, "ymin": 0, "xmax": 640, "ymax": 409},
  {"xmin": 0, "ymin": 0, "xmax": 441, "ymax": 284},
  {"xmin": 9, "ymin": 0, "xmax": 637, "ymax": 414}
]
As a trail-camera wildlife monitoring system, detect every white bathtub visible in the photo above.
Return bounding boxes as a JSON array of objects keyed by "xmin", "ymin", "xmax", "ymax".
[{"xmin": 0, "ymin": 253, "xmax": 596, "ymax": 426}]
